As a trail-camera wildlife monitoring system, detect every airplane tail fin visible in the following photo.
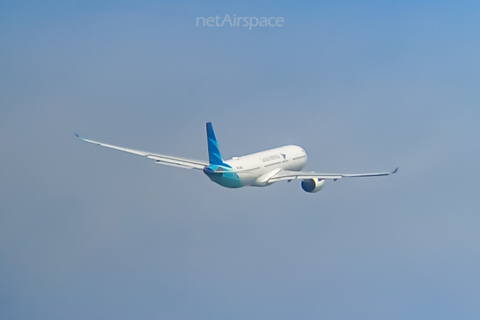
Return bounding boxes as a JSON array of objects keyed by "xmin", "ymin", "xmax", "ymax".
[{"xmin": 206, "ymin": 122, "xmax": 225, "ymax": 165}]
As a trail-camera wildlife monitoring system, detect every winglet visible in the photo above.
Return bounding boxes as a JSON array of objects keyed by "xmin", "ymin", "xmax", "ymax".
[
  {"xmin": 392, "ymin": 167, "xmax": 398, "ymax": 174},
  {"xmin": 74, "ymin": 133, "xmax": 87, "ymax": 142}
]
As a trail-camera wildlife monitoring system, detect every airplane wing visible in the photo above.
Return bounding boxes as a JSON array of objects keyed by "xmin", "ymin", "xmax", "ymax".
[
  {"xmin": 75, "ymin": 134, "xmax": 208, "ymax": 170},
  {"xmin": 268, "ymin": 167, "xmax": 398, "ymax": 182}
]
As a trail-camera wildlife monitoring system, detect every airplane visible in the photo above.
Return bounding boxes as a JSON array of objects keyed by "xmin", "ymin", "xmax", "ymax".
[{"xmin": 76, "ymin": 122, "xmax": 397, "ymax": 193}]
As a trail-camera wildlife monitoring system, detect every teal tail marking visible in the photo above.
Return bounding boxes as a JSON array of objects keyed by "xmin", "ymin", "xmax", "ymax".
[{"xmin": 206, "ymin": 122, "xmax": 225, "ymax": 165}]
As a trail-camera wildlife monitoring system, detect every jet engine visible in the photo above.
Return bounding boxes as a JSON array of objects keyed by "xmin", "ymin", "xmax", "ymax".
[{"xmin": 301, "ymin": 179, "xmax": 325, "ymax": 193}]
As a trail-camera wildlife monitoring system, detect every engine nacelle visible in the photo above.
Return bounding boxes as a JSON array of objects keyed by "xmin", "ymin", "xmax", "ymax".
[{"xmin": 301, "ymin": 179, "xmax": 325, "ymax": 193}]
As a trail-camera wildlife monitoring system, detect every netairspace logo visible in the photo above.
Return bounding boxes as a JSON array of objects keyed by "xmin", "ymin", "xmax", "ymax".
[{"xmin": 196, "ymin": 14, "xmax": 284, "ymax": 30}]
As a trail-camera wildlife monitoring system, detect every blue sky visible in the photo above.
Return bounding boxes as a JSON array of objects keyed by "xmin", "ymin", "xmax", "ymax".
[{"xmin": 1, "ymin": 1, "xmax": 480, "ymax": 319}]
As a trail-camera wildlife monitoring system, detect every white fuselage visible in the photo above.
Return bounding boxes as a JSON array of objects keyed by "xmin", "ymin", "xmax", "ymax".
[{"xmin": 205, "ymin": 145, "xmax": 307, "ymax": 188}]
